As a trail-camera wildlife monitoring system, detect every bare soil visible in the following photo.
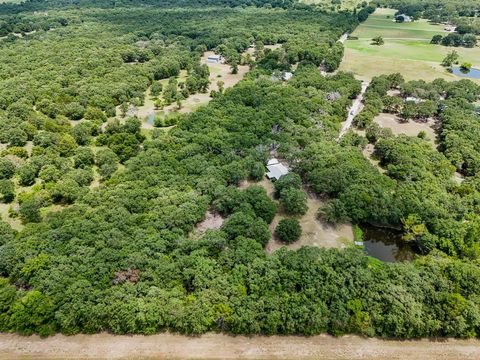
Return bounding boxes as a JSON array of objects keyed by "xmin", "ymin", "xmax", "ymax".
[
  {"xmin": 373, "ymin": 113, "xmax": 436, "ymax": 144},
  {"xmin": 195, "ymin": 210, "xmax": 225, "ymax": 235},
  {"xmin": 1, "ymin": 333, "xmax": 480, "ymax": 360}
]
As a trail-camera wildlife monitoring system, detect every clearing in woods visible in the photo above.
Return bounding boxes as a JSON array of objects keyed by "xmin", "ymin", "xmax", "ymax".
[
  {"xmin": 373, "ymin": 113, "xmax": 437, "ymax": 145},
  {"xmin": 117, "ymin": 50, "xmax": 251, "ymax": 129},
  {"xmin": 239, "ymin": 178, "xmax": 353, "ymax": 250},
  {"xmin": 340, "ymin": 8, "xmax": 480, "ymax": 82}
]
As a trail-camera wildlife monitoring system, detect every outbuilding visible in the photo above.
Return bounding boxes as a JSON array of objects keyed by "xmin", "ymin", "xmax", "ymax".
[
  {"xmin": 282, "ymin": 71, "xmax": 293, "ymax": 81},
  {"xmin": 266, "ymin": 158, "xmax": 289, "ymax": 181},
  {"xmin": 207, "ymin": 54, "xmax": 222, "ymax": 63}
]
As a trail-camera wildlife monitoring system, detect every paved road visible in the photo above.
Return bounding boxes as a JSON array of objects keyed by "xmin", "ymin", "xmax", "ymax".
[{"xmin": 338, "ymin": 81, "xmax": 369, "ymax": 139}]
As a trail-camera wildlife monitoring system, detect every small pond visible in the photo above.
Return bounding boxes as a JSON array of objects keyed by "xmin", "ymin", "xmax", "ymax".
[
  {"xmin": 360, "ymin": 225, "xmax": 415, "ymax": 262},
  {"xmin": 449, "ymin": 67, "xmax": 480, "ymax": 80},
  {"xmin": 146, "ymin": 112, "xmax": 157, "ymax": 125}
]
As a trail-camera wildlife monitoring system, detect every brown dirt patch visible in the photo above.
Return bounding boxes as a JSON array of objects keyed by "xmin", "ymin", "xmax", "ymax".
[
  {"xmin": 1, "ymin": 333, "xmax": 479, "ymax": 360},
  {"xmin": 195, "ymin": 210, "xmax": 225, "ymax": 235},
  {"xmin": 0, "ymin": 203, "xmax": 22, "ymax": 231},
  {"xmin": 373, "ymin": 113, "xmax": 436, "ymax": 144}
]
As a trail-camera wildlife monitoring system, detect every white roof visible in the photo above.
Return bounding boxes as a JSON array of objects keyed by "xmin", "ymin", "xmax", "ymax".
[
  {"xmin": 266, "ymin": 162, "xmax": 289, "ymax": 180},
  {"xmin": 207, "ymin": 54, "xmax": 221, "ymax": 59},
  {"xmin": 267, "ymin": 158, "xmax": 279, "ymax": 166}
]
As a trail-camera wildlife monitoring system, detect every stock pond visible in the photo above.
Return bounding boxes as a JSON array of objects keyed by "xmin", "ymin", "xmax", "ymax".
[
  {"xmin": 361, "ymin": 225, "xmax": 415, "ymax": 262},
  {"xmin": 449, "ymin": 67, "xmax": 480, "ymax": 80}
]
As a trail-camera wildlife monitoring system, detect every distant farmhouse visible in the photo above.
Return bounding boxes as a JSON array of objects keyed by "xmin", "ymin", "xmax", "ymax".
[
  {"xmin": 207, "ymin": 54, "xmax": 222, "ymax": 63},
  {"xmin": 395, "ymin": 14, "xmax": 412, "ymax": 23},
  {"xmin": 444, "ymin": 24, "xmax": 456, "ymax": 32},
  {"xmin": 266, "ymin": 158, "xmax": 289, "ymax": 181}
]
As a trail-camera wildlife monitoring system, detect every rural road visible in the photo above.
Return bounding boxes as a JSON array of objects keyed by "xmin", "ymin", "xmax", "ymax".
[
  {"xmin": 338, "ymin": 32, "xmax": 349, "ymax": 43},
  {"xmin": 338, "ymin": 80, "xmax": 369, "ymax": 139},
  {"xmin": 1, "ymin": 333, "xmax": 480, "ymax": 359}
]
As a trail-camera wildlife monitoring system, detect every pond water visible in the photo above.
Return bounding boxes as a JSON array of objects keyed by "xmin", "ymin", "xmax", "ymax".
[
  {"xmin": 147, "ymin": 112, "xmax": 157, "ymax": 125},
  {"xmin": 361, "ymin": 225, "xmax": 415, "ymax": 262},
  {"xmin": 449, "ymin": 67, "xmax": 480, "ymax": 79}
]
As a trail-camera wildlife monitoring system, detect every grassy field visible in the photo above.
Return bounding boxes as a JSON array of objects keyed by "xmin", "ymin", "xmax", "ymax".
[
  {"xmin": 300, "ymin": 0, "xmax": 363, "ymax": 10},
  {"xmin": 340, "ymin": 8, "xmax": 480, "ymax": 81}
]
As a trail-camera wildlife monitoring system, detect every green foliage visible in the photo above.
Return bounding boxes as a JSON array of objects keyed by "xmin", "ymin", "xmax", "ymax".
[
  {"xmin": 0, "ymin": 158, "xmax": 15, "ymax": 180},
  {"xmin": 273, "ymin": 173, "xmax": 302, "ymax": 197},
  {"xmin": 221, "ymin": 211, "xmax": 270, "ymax": 247},
  {"xmin": 0, "ymin": 0, "xmax": 480, "ymax": 340},
  {"xmin": 275, "ymin": 218, "xmax": 301, "ymax": 243},
  {"xmin": 442, "ymin": 50, "xmax": 459, "ymax": 67},
  {"xmin": 280, "ymin": 188, "xmax": 308, "ymax": 215},
  {"xmin": 0, "ymin": 179, "xmax": 15, "ymax": 203},
  {"xmin": 371, "ymin": 36, "xmax": 384, "ymax": 45}
]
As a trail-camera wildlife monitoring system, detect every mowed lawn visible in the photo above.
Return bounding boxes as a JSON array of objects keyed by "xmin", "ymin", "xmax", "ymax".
[{"xmin": 340, "ymin": 8, "xmax": 480, "ymax": 81}]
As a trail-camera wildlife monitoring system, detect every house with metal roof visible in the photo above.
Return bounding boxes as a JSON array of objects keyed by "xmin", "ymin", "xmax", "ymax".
[{"xmin": 266, "ymin": 158, "xmax": 289, "ymax": 181}]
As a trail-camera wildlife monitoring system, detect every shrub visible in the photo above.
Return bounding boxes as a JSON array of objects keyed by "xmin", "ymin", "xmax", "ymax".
[
  {"xmin": 0, "ymin": 158, "xmax": 15, "ymax": 180},
  {"xmin": 280, "ymin": 187, "xmax": 308, "ymax": 215},
  {"xmin": 275, "ymin": 218, "xmax": 301, "ymax": 244}
]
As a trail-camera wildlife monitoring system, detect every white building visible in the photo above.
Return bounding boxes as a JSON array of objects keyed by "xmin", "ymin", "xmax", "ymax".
[
  {"xmin": 395, "ymin": 14, "xmax": 412, "ymax": 22},
  {"xmin": 266, "ymin": 158, "xmax": 289, "ymax": 181},
  {"xmin": 282, "ymin": 71, "xmax": 293, "ymax": 81},
  {"xmin": 207, "ymin": 54, "xmax": 222, "ymax": 63}
]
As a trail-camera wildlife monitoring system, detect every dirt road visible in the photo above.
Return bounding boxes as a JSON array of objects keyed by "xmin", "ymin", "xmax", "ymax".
[
  {"xmin": 1, "ymin": 333, "xmax": 480, "ymax": 360},
  {"xmin": 338, "ymin": 32, "xmax": 349, "ymax": 44},
  {"xmin": 338, "ymin": 81, "xmax": 369, "ymax": 139}
]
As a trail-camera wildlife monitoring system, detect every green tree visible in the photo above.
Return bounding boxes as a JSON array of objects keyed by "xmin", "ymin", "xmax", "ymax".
[
  {"xmin": 371, "ymin": 36, "xmax": 384, "ymax": 45},
  {"xmin": 6, "ymin": 128, "xmax": 27, "ymax": 147},
  {"xmin": 73, "ymin": 147, "xmax": 95, "ymax": 169},
  {"xmin": 9, "ymin": 290, "xmax": 56, "ymax": 336},
  {"xmin": 0, "ymin": 179, "xmax": 15, "ymax": 203},
  {"xmin": 442, "ymin": 50, "xmax": 459, "ymax": 67},
  {"xmin": 430, "ymin": 35, "xmax": 443, "ymax": 44},
  {"xmin": 18, "ymin": 164, "xmax": 37, "ymax": 186},
  {"xmin": 0, "ymin": 158, "xmax": 15, "ymax": 180},
  {"xmin": 280, "ymin": 188, "xmax": 308, "ymax": 215},
  {"xmin": 275, "ymin": 218, "xmax": 301, "ymax": 244},
  {"xmin": 274, "ymin": 173, "xmax": 302, "ymax": 197},
  {"xmin": 150, "ymin": 82, "xmax": 163, "ymax": 97}
]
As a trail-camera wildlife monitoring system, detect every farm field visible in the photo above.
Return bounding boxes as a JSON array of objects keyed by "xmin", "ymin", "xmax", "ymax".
[{"xmin": 340, "ymin": 8, "xmax": 480, "ymax": 81}]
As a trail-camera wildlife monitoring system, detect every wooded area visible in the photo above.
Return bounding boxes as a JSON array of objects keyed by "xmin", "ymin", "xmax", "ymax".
[{"xmin": 1, "ymin": 0, "xmax": 480, "ymax": 340}]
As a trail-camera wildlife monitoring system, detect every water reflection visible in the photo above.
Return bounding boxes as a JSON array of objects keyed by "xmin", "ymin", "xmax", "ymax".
[
  {"xmin": 361, "ymin": 225, "xmax": 415, "ymax": 262},
  {"xmin": 448, "ymin": 67, "xmax": 480, "ymax": 79}
]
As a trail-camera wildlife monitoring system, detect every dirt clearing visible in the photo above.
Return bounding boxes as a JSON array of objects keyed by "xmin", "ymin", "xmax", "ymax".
[
  {"xmin": 1, "ymin": 333, "xmax": 480, "ymax": 360},
  {"xmin": 373, "ymin": 113, "xmax": 437, "ymax": 144},
  {"xmin": 239, "ymin": 178, "xmax": 353, "ymax": 251}
]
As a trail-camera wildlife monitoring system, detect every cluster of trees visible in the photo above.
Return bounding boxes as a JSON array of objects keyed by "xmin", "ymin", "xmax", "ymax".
[
  {"xmin": 0, "ymin": 12, "xmax": 68, "ymax": 37},
  {"xmin": 379, "ymin": 0, "xmax": 480, "ymax": 25},
  {"xmin": 431, "ymin": 33, "xmax": 477, "ymax": 48},
  {"xmin": 354, "ymin": 73, "xmax": 480, "ymax": 128},
  {"xmin": 0, "ymin": 61, "xmax": 375, "ymax": 336}
]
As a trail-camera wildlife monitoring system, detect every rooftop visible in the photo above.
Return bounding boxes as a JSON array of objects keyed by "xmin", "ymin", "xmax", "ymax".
[{"xmin": 266, "ymin": 158, "xmax": 289, "ymax": 180}]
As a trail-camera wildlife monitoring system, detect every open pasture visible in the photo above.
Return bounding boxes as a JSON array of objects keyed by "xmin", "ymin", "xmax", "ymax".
[{"xmin": 340, "ymin": 8, "xmax": 480, "ymax": 81}]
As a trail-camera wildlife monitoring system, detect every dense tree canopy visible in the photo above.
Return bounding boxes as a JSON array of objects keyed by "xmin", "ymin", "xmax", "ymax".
[{"xmin": 1, "ymin": 0, "xmax": 480, "ymax": 341}]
